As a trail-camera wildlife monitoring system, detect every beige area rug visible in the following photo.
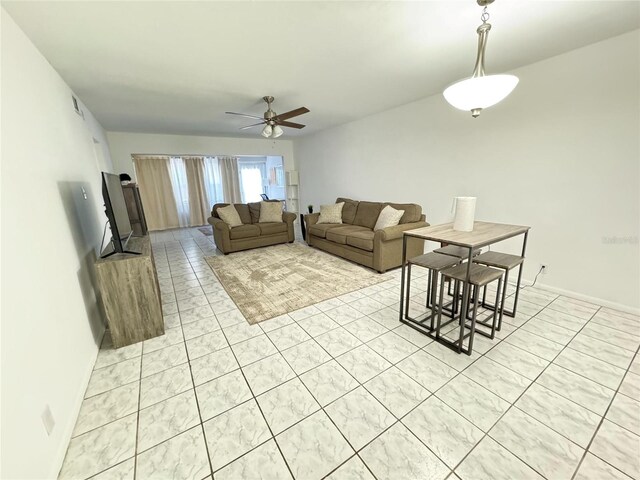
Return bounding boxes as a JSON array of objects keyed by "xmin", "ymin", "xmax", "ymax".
[{"xmin": 205, "ymin": 243, "xmax": 386, "ymax": 324}]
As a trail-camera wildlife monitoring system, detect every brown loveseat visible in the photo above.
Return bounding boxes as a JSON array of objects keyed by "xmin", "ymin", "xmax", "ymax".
[
  {"xmin": 305, "ymin": 197, "xmax": 428, "ymax": 272},
  {"xmin": 208, "ymin": 201, "xmax": 296, "ymax": 254}
]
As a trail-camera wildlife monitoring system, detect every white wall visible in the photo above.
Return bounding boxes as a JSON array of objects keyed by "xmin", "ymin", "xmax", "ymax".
[
  {"xmin": 294, "ymin": 30, "xmax": 640, "ymax": 311},
  {"xmin": 1, "ymin": 10, "xmax": 114, "ymax": 479},
  {"xmin": 106, "ymin": 131, "xmax": 296, "ymax": 180}
]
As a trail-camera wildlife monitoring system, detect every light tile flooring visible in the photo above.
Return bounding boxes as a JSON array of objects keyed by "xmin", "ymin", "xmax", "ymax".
[{"xmin": 59, "ymin": 227, "xmax": 640, "ymax": 480}]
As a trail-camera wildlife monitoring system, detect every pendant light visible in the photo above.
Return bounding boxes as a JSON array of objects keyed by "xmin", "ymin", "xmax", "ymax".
[{"xmin": 443, "ymin": 0, "xmax": 518, "ymax": 117}]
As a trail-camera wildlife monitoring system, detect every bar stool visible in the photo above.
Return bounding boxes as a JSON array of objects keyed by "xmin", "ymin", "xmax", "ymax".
[
  {"xmin": 436, "ymin": 263, "xmax": 504, "ymax": 354},
  {"xmin": 434, "ymin": 245, "xmax": 482, "ymax": 297},
  {"xmin": 473, "ymin": 251, "xmax": 525, "ymax": 330},
  {"xmin": 404, "ymin": 253, "xmax": 461, "ymax": 331}
]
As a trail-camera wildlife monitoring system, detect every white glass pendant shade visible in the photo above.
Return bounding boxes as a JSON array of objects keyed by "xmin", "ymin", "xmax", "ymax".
[
  {"xmin": 271, "ymin": 125, "xmax": 284, "ymax": 138},
  {"xmin": 261, "ymin": 124, "xmax": 273, "ymax": 138},
  {"xmin": 443, "ymin": 74, "xmax": 518, "ymax": 115}
]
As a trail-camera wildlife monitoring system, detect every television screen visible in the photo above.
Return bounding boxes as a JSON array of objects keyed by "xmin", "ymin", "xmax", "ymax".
[{"xmin": 102, "ymin": 172, "xmax": 132, "ymax": 255}]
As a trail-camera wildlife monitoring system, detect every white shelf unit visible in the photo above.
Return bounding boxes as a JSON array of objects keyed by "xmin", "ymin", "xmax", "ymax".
[{"xmin": 286, "ymin": 170, "xmax": 299, "ymax": 213}]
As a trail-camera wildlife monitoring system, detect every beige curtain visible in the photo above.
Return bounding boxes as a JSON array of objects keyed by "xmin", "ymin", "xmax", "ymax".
[
  {"xmin": 219, "ymin": 156, "xmax": 242, "ymax": 203},
  {"xmin": 133, "ymin": 156, "xmax": 180, "ymax": 230},
  {"xmin": 184, "ymin": 156, "xmax": 210, "ymax": 226}
]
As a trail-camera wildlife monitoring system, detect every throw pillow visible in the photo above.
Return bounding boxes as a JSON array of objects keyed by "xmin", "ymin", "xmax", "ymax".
[
  {"xmin": 317, "ymin": 202, "xmax": 344, "ymax": 224},
  {"xmin": 374, "ymin": 205, "xmax": 404, "ymax": 231},
  {"xmin": 258, "ymin": 201, "xmax": 283, "ymax": 223},
  {"xmin": 217, "ymin": 204, "xmax": 243, "ymax": 228}
]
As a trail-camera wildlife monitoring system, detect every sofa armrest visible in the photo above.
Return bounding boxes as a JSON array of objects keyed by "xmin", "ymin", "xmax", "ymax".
[
  {"xmin": 283, "ymin": 212, "xmax": 296, "ymax": 242},
  {"xmin": 209, "ymin": 217, "xmax": 229, "ymax": 232},
  {"xmin": 375, "ymin": 221, "xmax": 430, "ymax": 242},
  {"xmin": 304, "ymin": 213, "xmax": 320, "ymax": 227},
  {"xmin": 283, "ymin": 212, "xmax": 297, "ymax": 224}
]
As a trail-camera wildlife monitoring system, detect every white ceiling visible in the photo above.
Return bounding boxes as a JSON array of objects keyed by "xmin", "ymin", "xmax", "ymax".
[{"xmin": 3, "ymin": 1, "xmax": 639, "ymax": 137}]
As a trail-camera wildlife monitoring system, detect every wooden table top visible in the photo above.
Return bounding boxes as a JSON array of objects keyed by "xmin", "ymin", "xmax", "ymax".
[{"xmin": 405, "ymin": 221, "xmax": 530, "ymax": 248}]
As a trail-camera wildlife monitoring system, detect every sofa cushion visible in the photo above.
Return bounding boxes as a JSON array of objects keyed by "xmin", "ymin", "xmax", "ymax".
[
  {"xmin": 317, "ymin": 202, "xmax": 344, "ymax": 224},
  {"xmin": 326, "ymin": 225, "xmax": 371, "ymax": 245},
  {"xmin": 217, "ymin": 204, "xmax": 243, "ymax": 227},
  {"xmin": 259, "ymin": 201, "xmax": 283, "ymax": 223},
  {"xmin": 374, "ymin": 205, "xmax": 404, "ymax": 231},
  {"xmin": 247, "ymin": 202, "xmax": 261, "ymax": 223},
  {"xmin": 212, "ymin": 203, "xmax": 252, "ymax": 225},
  {"xmin": 353, "ymin": 201, "xmax": 384, "ymax": 229},
  {"xmin": 229, "ymin": 224, "xmax": 261, "ymax": 239},
  {"xmin": 308, "ymin": 223, "xmax": 343, "ymax": 238},
  {"xmin": 346, "ymin": 230, "xmax": 375, "ymax": 252},
  {"xmin": 258, "ymin": 222, "xmax": 288, "ymax": 236},
  {"xmin": 385, "ymin": 202, "xmax": 422, "ymax": 224},
  {"xmin": 336, "ymin": 197, "xmax": 359, "ymax": 225}
]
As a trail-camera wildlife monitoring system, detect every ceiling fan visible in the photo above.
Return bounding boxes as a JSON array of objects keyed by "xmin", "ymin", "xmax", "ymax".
[{"xmin": 226, "ymin": 96, "xmax": 309, "ymax": 138}]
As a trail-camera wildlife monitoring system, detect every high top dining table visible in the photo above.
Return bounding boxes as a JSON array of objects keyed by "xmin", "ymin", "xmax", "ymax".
[{"xmin": 398, "ymin": 221, "xmax": 531, "ymax": 354}]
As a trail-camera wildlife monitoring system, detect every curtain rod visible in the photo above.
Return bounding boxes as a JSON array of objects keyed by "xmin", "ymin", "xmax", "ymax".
[{"xmin": 130, "ymin": 153, "xmax": 280, "ymax": 159}]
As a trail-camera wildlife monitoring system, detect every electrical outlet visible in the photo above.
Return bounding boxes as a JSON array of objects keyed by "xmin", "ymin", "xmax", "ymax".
[
  {"xmin": 42, "ymin": 405, "xmax": 55, "ymax": 436},
  {"xmin": 540, "ymin": 264, "xmax": 549, "ymax": 274}
]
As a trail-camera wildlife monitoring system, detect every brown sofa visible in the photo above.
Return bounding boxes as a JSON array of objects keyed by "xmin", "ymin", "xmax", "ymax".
[
  {"xmin": 305, "ymin": 197, "xmax": 428, "ymax": 272},
  {"xmin": 208, "ymin": 201, "xmax": 296, "ymax": 254}
]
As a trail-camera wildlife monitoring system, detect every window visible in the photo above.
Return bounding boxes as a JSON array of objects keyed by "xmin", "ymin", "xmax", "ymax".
[{"xmin": 238, "ymin": 158, "xmax": 267, "ymax": 203}]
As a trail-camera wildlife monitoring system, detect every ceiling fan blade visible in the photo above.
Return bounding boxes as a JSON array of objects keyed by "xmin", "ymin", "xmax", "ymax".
[
  {"xmin": 239, "ymin": 122, "xmax": 266, "ymax": 130},
  {"xmin": 277, "ymin": 120, "xmax": 306, "ymax": 129},
  {"xmin": 225, "ymin": 111, "xmax": 265, "ymax": 121},
  {"xmin": 273, "ymin": 107, "xmax": 309, "ymax": 121}
]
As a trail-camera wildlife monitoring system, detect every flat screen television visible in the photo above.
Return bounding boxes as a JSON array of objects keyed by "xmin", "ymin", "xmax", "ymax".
[{"xmin": 101, "ymin": 172, "xmax": 138, "ymax": 258}]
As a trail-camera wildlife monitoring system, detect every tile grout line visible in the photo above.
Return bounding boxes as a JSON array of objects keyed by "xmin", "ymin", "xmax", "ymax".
[
  {"xmin": 173, "ymin": 259, "xmax": 217, "ymax": 480},
  {"xmin": 187, "ymin": 229, "xmax": 635, "ymax": 477},
  {"xmin": 77, "ymin": 230, "xmax": 638, "ymax": 480},
  {"xmin": 142, "ymin": 247, "xmax": 545, "ymax": 478},
  {"xmin": 148, "ymin": 248, "xmax": 624, "ymax": 480},
  {"xmin": 428, "ymin": 294, "xmax": 577, "ymax": 478},
  {"xmin": 131, "ymin": 335, "xmax": 146, "ymax": 480},
  {"xmin": 256, "ymin": 304, "xmax": 387, "ymax": 480},
  {"xmin": 448, "ymin": 296, "xmax": 636, "ymax": 479},
  {"xmin": 570, "ymin": 345, "xmax": 640, "ymax": 480},
  {"xmin": 212, "ymin": 316, "xmax": 298, "ymax": 480}
]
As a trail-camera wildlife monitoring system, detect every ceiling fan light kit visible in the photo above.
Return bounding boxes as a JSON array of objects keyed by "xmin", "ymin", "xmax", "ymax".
[
  {"xmin": 261, "ymin": 124, "xmax": 273, "ymax": 138},
  {"xmin": 443, "ymin": 0, "xmax": 518, "ymax": 117},
  {"xmin": 227, "ymin": 96, "xmax": 309, "ymax": 138}
]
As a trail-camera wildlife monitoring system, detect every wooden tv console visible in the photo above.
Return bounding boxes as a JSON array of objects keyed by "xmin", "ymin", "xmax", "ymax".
[{"xmin": 95, "ymin": 235, "xmax": 164, "ymax": 348}]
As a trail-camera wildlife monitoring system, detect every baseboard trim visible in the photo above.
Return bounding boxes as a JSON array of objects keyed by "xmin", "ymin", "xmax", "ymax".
[
  {"xmin": 516, "ymin": 278, "xmax": 640, "ymax": 316},
  {"xmin": 50, "ymin": 331, "xmax": 103, "ymax": 478}
]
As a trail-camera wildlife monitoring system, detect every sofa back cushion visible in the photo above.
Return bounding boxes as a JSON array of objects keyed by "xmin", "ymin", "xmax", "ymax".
[
  {"xmin": 336, "ymin": 197, "xmax": 359, "ymax": 224},
  {"xmin": 384, "ymin": 202, "xmax": 423, "ymax": 224},
  {"xmin": 212, "ymin": 203, "xmax": 252, "ymax": 225},
  {"xmin": 353, "ymin": 201, "xmax": 383, "ymax": 229}
]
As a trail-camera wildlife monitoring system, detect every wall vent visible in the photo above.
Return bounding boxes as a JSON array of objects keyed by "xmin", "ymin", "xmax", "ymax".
[{"xmin": 72, "ymin": 94, "xmax": 84, "ymax": 119}]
